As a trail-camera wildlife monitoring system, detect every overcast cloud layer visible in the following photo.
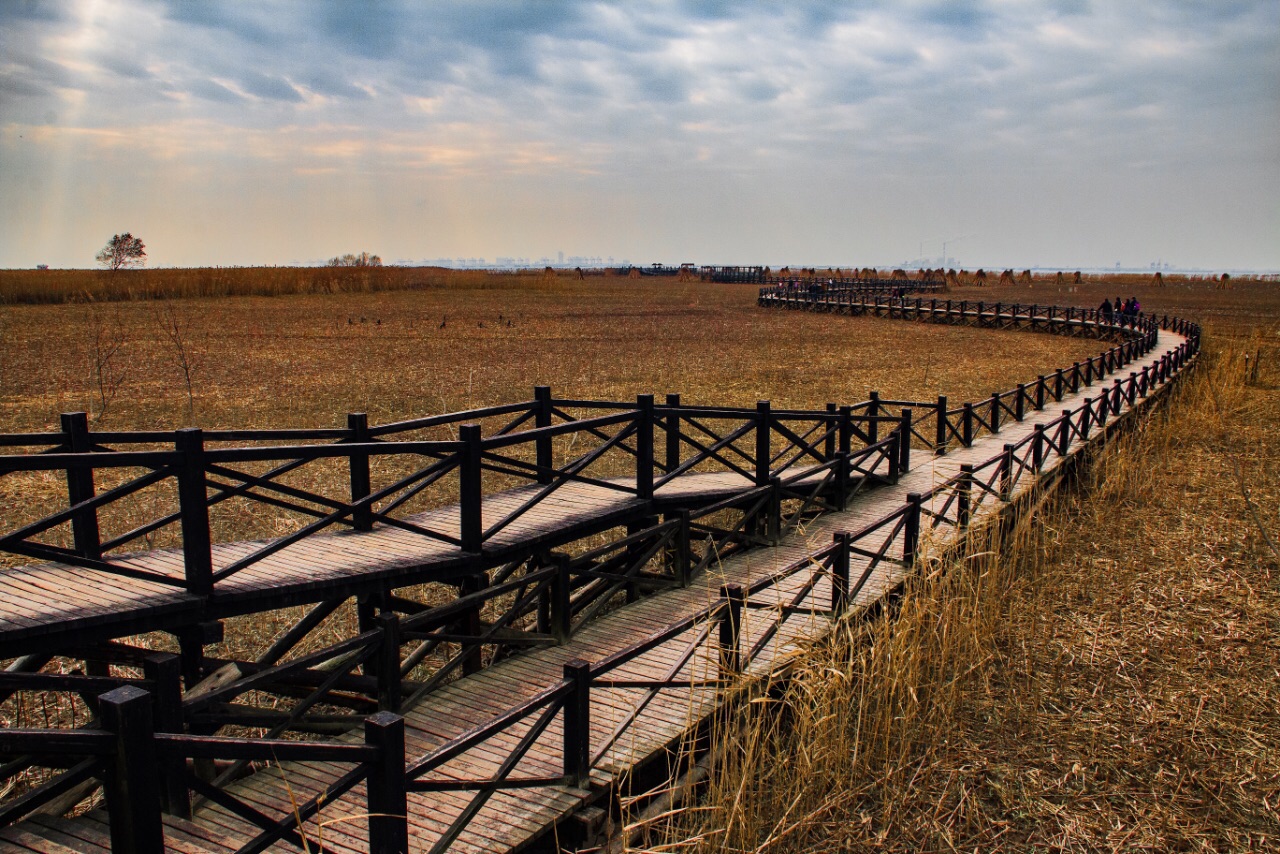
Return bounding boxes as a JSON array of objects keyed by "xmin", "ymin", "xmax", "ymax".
[{"xmin": 1, "ymin": 0, "xmax": 1277, "ymax": 270}]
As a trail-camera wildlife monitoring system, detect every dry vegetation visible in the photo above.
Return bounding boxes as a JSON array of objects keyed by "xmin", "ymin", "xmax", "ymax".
[
  {"xmin": 637, "ymin": 284, "xmax": 1280, "ymax": 851},
  {"xmin": 1, "ymin": 268, "xmax": 1277, "ymax": 846}
]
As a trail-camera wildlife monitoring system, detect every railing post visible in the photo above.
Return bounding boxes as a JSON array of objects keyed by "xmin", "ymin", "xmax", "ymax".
[
  {"xmin": 551, "ymin": 553, "xmax": 573, "ymax": 643},
  {"xmin": 934, "ymin": 395, "xmax": 948, "ymax": 455},
  {"xmin": 838, "ymin": 405, "xmax": 852, "ymax": 455},
  {"xmin": 766, "ymin": 476, "xmax": 782, "ymax": 544},
  {"xmin": 175, "ymin": 428, "xmax": 213, "ymax": 597},
  {"xmin": 99, "ymin": 686, "xmax": 164, "ymax": 854},
  {"xmin": 375, "ymin": 612, "xmax": 402, "ymax": 712},
  {"xmin": 835, "ymin": 451, "xmax": 850, "ymax": 511},
  {"xmin": 1112, "ymin": 379, "xmax": 1123, "ymax": 415},
  {"xmin": 957, "ymin": 465, "xmax": 973, "ymax": 528},
  {"xmin": 898, "ymin": 409, "xmax": 912, "ymax": 473},
  {"xmin": 535, "ymin": 386, "xmax": 553, "ymax": 485},
  {"xmin": 754, "ymin": 400, "xmax": 771, "ymax": 485},
  {"xmin": 1000, "ymin": 444, "xmax": 1014, "ymax": 499},
  {"xmin": 824, "ymin": 403, "xmax": 838, "ymax": 461},
  {"xmin": 665, "ymin": 393, "xmax": 681, "ymax": 473},
  {"xmin": 458, "ymin": 424, "xmax": 483, "ymax": 553},
  {"xmin": 1058, "ymin": 411, "xmax": 1072, "ymax": 455},
  {"xmin": 365, "ymin": 711, "xmax": 409, "ymax": 854},
  {"xmin": 718, "ymin": 583, "xmax": 745, "ymax": 677},
  {"xmin": 831, "ymin": 532, "xmax": 851, "ymax": 616},
  {"xmin": 903, "ymin": 494, "xmax": 922, "ymax": 567},
  {"xmin": 675, "ymin": 510, "xmax": 692, "ymax": 587},
  {"xmin": 562, "ymin": 659, "xmax": 592, "ymax": 788},
  {"xmin": 962, "ymin": 403, "xmax": 974, "ymax": 446},
  {"xmin": 144, "ymin": 653, "xmax": 189, "ymax": 819},
  {"xmin": 867, "ymin": 391, "xmax": 880, "ymax": 444},
  {"xmin": 989, "ymin": 393, "xmax": 1000, "ymax": 434},
  {"xmin": 1071, "ymin": 362, "xmax": 1081, "ymax": 393},
  {"xmin": 1054, "ymin": 369, "xmax": 1065, "ymax": 401},
  {"xmin": 1014, "ymin": 384, "xmax": 1026, "ymax": 421},
  {"xmin": 1036, "ymin": 376, "xmax": 1047, "ymax": 410},
  {"xmin": 348, "ymin": 412, "xmax": 373, "ymax": 532},
  {"xmin": 61, "ymin": 412, "xmax": 101, "ymax": 560},
  {"xmin": 1032, "ymin": 424, "xmax": 1046, "ymax": 471},
  {"xmin": 636, "ymin": 394, "xmax": 655, "ymax": 501}
]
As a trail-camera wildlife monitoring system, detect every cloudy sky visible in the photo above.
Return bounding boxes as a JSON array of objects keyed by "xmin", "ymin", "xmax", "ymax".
[{"xmin": 1, "ymin": 0, "xmax": 1277, "ymax": 271}]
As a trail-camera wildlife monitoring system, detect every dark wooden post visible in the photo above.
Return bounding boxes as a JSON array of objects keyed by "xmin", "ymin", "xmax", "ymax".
[
  {"xmin": 459, "ymin": 424, "xmax": 483, "ymax": 553},
  {"xmin": 175, "ymin": 428, "xmax": 213, "ymax": 596},
  {"xmin": 535, "ymin": 386, "xmax": 553, "ymax": 485},
  {"xmin": 665, "ymin": 393, "xmax": 681, "ymax": 473},
  {"xmin": 1032, "ymin": 424, "xmax": 1046, "ymax": 471},
  {"xmin": 935, "ymin": 395, "xmax": 948, "ymax": 455},
  {"xmin": 957, "ymin": 465, "xmax": 973, "ymax": 528},
  {"xmin": 675, "ymin": 510, "xmax": 692, "ymax": 587},
  {"xmin": 718, "ymin": 583, "xmax": 745, "ymax": 677},
  {"xmin": 835, "ymin": 452, "xmax": 850, "ymax": 511},
  {"xmin": 636, "ymin": 394, "xmax": 655, "ymax": 501},
  {"xmin": 962, "ymin": 403, "xmax": 974, "ymax": 446},
  {"xmin": 754, "ymin": 400, "xmax": 771, "ymax": 485},
  {"xmin": 348, "ymin": 413, "xmax": 373, "ymax": 532},
  {"xmin": 898, "ymin": 409, "xmax": 912, "ymax": 473},
  {"xmin": 1071, "ymin": 362, "xmax": 1081, "ymax": 393},
  {"xmin": 1058, "ymin": 411, "xmax": 1072, "ymax": 455},
  {"xmin": 903, "ymin": 494, "xmax": 922, "ymax": 567},
  {"xmin": 831, "ymin": 532, "xmax": 851, "ymax": 616},
  {"xmin": 365, "ymin": 712, "xmax": 409, "ymax": 854},
  {"xmin": 562, "ymin": 659, "xmax": 592, "ymax": 788},
  {"xmin": 867, "ymin": 391, "xmax": 880, "ymax": 444},
  {"xmin": 375, "ymin": 612, "xmax": 402, "ymax": 712},
  {"xmin": 1000, "ymin": 444, "xmax": 1014, "ymax": 499},
  {"xmin": 824, "ymin": 403, "xmax": 838, "ymax": 461},
  {"xmin": 764, "ymin": 477, "xmax": 783, "ymax": 544},
  {"xmin": 61, "ymin": 412, "xmax": 101, "ymax": 560},
  {"xmin": 1036, "ymin": 376, "xmax": 1047, "ymax": 410},
  {"xmin": 838, "ymin": 405, "xmax": 852, "ymax": 455},
  {"xmin": 1112, "ymin": 379, "xmax": 1123, "ymax": 415},
  {"xmin": 99, "ymin": 686, "xmax": 164, "ymax": 854},
  {"xmin": 989, "ymin": 393, "xmax": 1000, "ymax": 434},
  {"xmin": 551, "ymin": 553, "xmax": 573, "ymax": 643},
  {"xmin": 144, "ymin": 653, "xmax": 189, "ymax": 819}
]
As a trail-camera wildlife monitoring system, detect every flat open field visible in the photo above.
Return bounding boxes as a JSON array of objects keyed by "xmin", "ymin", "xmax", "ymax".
[{"xmin": 0, "ymin": 274, "xmax": 1115, "ymax": 434}]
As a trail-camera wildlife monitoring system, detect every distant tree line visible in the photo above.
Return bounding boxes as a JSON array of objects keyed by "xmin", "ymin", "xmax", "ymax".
[{"xmin": 327, "ymin": 252, "xmax": 382, "ymax": 267}]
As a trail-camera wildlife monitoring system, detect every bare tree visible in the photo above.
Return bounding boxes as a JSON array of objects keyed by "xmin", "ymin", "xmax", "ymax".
[
  {"xmin": 88, "ymin": 308, "xmax": 128, "ymax": 423},
  {"xmin": 158, "ymin": 304, "xmax": 201, "ymax": 419},
  {"xmin": 96, "ymin": 233, "xmax": 147, "ymax": 270}
]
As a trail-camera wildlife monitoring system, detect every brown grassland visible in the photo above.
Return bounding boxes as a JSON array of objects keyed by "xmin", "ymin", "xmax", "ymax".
[{"xmin": 1, "ymin": 268, "xmax": 1278, "ymax": 849}]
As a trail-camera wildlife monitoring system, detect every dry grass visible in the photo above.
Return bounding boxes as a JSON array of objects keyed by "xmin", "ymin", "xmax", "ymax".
[
  {"xmin": 0, "ymin": 265, "xmax": 528, "ymax": 304},
  {"xmin": 639, "ymin": 325, "xmax": 1280, "ymax": 850}
]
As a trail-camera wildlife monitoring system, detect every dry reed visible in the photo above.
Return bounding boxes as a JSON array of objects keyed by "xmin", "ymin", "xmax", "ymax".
[{"xmin": 638, "ymin": 335, "xmax": 1280, "ymax": 852}]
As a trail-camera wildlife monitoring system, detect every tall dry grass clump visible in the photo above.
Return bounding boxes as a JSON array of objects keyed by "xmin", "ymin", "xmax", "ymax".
[{"xmin": 640, "ymin": 337, "xmax": 1279, "ymax": 852}]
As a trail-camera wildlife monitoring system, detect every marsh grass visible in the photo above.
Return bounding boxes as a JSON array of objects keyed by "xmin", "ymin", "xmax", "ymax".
[{"xmin": 638, "ymin": 336, "xmax": 1280, "ymax": 852}]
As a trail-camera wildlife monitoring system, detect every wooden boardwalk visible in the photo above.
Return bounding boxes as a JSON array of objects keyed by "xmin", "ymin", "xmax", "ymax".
[
  {"xmin": 0, "ymin": 313, "xmax": 1190, "ymax": 853},
  {"xmin": 0, "ymin": 469, "xmax": 806, "ymax": 653}
]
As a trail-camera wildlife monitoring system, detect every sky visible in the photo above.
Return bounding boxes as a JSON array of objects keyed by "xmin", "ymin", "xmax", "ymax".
[{"xmin": 1, "ymin": 0, "xmax": 1277, "ymax": 272}]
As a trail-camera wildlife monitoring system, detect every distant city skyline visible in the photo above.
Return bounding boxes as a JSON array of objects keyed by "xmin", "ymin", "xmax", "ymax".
[{"xmin": 3, "ymin": 2, "xmax": 1277, "ymax": 271}]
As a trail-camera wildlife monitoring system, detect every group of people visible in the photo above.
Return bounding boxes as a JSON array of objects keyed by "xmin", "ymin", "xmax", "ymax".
[{"xmin": 1099, "ymin": 295, "xmax": 1141, "ymax": 321}]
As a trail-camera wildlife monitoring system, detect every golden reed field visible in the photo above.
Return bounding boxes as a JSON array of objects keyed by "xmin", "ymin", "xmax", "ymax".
[{"xmin": 1, "ymin": 266, "xmax": 1278, "ymax": 850}]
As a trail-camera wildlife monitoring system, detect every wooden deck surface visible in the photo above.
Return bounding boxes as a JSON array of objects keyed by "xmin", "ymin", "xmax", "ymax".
[{"xmin": 0, "ymin": 328, "xmax": 1186, "ymax": 854}]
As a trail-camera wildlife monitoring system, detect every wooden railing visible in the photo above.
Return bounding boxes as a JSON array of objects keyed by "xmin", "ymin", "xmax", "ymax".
[{"xmin": 0, "ymin": 291, "xmax": 1201, "ymax": 851}]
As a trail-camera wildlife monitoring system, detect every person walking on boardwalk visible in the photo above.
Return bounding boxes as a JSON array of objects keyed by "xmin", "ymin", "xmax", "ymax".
[{"xmin": 1100, "ymin": 297, "xmax": 1114, "ymax": 322}]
